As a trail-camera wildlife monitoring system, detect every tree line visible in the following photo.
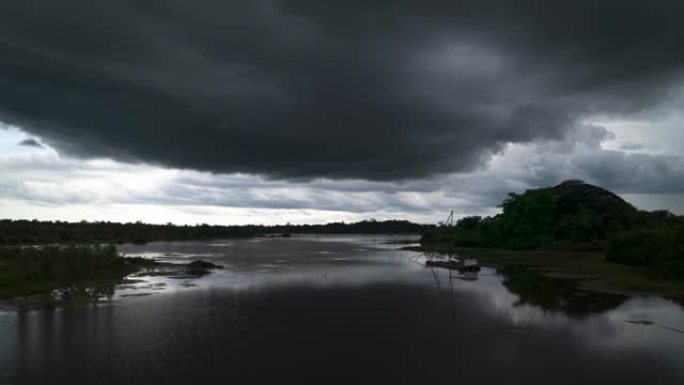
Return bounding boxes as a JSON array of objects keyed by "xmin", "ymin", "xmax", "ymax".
[{"xmin": 0, "ymin": 219, "xmax": 432, "ymax": 245}]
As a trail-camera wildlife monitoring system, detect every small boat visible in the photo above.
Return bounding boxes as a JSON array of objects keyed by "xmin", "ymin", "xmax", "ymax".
[{"xmin": 425, "ymin": 258, "xmax": 481, "ymax": 272}]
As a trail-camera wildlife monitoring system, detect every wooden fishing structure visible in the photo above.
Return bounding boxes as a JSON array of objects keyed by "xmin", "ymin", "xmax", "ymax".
[{"xmin": 424, "ymin": 210, "xmax": 480, "ymax": 273}]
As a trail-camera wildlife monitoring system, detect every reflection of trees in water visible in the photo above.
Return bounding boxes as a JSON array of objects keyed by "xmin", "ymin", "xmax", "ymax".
[
  {"xmin": 8, "ymin": 280, "xmax": 120, "ymax": 310},
  {"xmin": 53, "ymin": 281, "xmax": 117, "ymax": 303},
  {"xmin": 500, "ymin": 266, "xmax": 627, "ymax": 318},
  {"xmin": 668, "ymin": 296, "xmax": 684, "ymax": 311}
]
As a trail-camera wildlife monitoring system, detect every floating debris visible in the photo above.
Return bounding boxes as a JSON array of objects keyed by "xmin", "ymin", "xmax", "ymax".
[
  {"xmin": 425, "ymin": 258, "xmax": 481, "ymax": 272},
  {"xmin": 626, "ymin": 320, "xmax": 684, "ymax": 335}
]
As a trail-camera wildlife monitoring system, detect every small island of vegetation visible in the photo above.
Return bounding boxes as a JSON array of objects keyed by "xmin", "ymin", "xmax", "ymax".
[
  {"xmin": 0, "ymin": 244, "xmax": 138, "ymax": 300},
  {"xmin": 0, "ymin": 244, "xmax": 225, "ymax": 301}
]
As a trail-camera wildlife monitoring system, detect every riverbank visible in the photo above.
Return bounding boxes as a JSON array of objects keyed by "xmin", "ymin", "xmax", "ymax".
[{"xmin": 406, "ymin": 245, "xmax": 684, "ymax": 299}]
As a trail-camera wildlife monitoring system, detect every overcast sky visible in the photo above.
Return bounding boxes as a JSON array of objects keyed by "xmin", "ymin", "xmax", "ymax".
[{"xmin": 1, "ymin": 1, "xmax": 684, "ymax": 225}]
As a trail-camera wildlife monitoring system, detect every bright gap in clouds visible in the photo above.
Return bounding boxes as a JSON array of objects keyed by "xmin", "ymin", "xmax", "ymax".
[{"xmin": 1, "ymin": 119, "xmax": 684, "ymax": 225}]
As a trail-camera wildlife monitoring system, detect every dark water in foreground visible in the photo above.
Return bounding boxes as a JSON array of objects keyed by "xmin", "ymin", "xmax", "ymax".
[{"xmin": 1, "ymin": 235, "xmax": 684, "ymax": 384}]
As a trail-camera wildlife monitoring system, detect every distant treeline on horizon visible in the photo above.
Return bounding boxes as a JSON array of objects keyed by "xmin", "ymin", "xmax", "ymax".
[{"xmin": 0, "ymin": 219, "xmax": 434, "ymax": 245}]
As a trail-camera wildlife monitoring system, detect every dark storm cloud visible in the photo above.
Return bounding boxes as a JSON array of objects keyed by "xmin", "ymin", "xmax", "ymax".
[
  {"xmin": 18, "ymin": 138, "xmax": 42, "ymax": 148},
  {"xmin": 1, "ymin": 1, "xmax": 683, "ymax": 180}
]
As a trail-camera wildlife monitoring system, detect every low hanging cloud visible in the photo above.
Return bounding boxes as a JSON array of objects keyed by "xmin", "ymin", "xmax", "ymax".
[
  {"xmin": 1, "ymin": 1, "xmax": 684, "ymax": 181},
  {"xmin": 18, "ymin": 138, "xmax": 43, "ymax": 148}
]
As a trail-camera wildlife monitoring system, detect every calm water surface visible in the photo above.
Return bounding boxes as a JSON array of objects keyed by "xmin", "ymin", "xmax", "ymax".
[{"xmin": 1, "ymin": 235, "xmax": 683, "ymax": 384}]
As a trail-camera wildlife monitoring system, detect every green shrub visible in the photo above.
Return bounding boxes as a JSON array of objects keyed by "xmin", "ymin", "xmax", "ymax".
[{"xmin": 606, "ymin": 226, "xmax": 684, "ymax": 279}]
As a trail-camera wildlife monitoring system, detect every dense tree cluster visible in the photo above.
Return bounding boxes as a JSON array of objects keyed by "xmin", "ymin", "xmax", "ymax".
[{"xmin": 606, "ymin": 227, "xmax": 684, "ymax": 280}]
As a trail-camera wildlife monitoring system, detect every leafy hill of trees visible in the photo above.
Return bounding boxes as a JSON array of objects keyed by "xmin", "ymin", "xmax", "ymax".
[{"xmin": 422, "ymin": 180, "xmax": 684, "ymax": 278}]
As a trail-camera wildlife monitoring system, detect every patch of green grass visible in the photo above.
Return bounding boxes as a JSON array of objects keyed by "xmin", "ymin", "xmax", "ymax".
[{"xmin": 0, "ymin": 244, "xmax": 139, "ymax": 300}]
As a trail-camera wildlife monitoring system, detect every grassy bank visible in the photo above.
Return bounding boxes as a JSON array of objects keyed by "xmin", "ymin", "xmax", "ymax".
[
  {"xmin": 412, "ymin": 245, "xmax": 684, "ymax": 299},
  {"xmin": 0, "ymin": 244, "xmax": 142, "ymax": 300}
]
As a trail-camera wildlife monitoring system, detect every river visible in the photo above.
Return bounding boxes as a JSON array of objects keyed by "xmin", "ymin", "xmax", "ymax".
[{"xmin": 1, "ymin": 235, "xmax": 683, "ymax": 384}]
